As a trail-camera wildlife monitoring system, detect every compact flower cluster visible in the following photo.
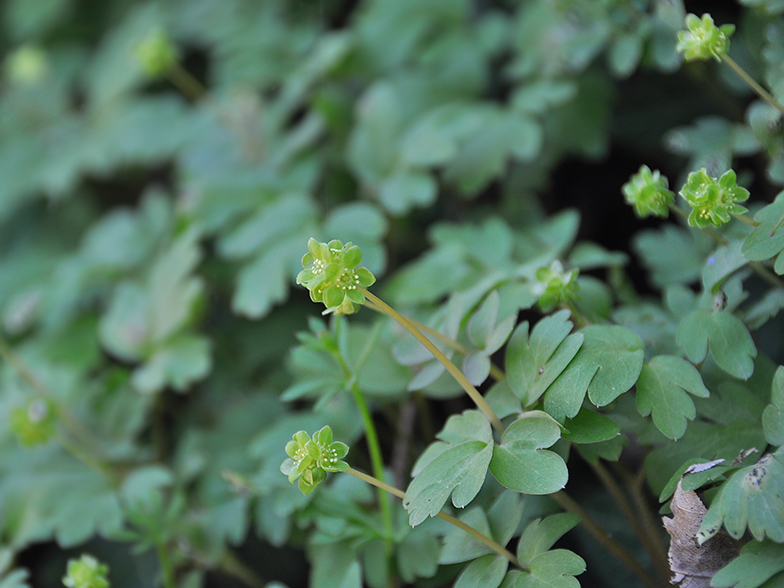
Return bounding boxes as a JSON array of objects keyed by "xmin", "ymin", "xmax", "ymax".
[
  {"xmin": 296, "ymin": 238, "xmax": 376, "ymax": 315},
  {"xmin": 10, "ymin": 398, "xmax": 57, "ymax": 446},
  {"xmin": 62, "ymin": 555, "xmax": 110, "ymax": 588},
  {"xmin": 622, "ymin": 165, "xmax": 674, "ymax": 219},
  {"xmin": 280, "ymin": 426, "xmax": 349, "ymax": 495},
  {"xmin": 679, "ymin": 168, "xmax": 749, "ymax": 228},
  {"xmin": 534, "ymin": 260, "xmax": 580, "ymax": 312},
  {"xmin": 135, "ymin": 29, "xmax": 178, "ymax": 77},
  {"xmin": 676, "ymin": 13, "xmax": 734, "ymax": 62}
]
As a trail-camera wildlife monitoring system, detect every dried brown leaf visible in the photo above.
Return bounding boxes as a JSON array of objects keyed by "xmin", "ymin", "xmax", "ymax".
[{"xmin": 663, "ymin": 465, "xmax": 740, "ymax": 587}]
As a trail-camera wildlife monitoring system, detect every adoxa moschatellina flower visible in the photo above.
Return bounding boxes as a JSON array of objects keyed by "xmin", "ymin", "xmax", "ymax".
[
  {"xmin": 622, "ymin": 165, "xmax": 674, "ymax": 218},
  {"xmin": 62, "ymin": 554, "xmax": 110, "ymax": 588},
  {"xmin": 679, "ymin": 168, "xmax": 750, "ymax": 229},
  {"xmin": 296, "ymin": 238, "xmax": 376, "ymax": 315},
  {"xmin": 676, "ymin": 13, "xmax": 734, "ymax": 62},
  {"xmin": 280, "ymin": 425, "xmax": 349, "ymax": 495},
  {"xmin": 534, "ymin": 260, "xmax": 579, "ymax": 312}
]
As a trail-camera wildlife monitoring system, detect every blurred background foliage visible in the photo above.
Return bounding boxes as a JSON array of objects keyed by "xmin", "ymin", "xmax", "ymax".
[{"xmin": 1, "ymin": 0, "xmax": 783, "ymax": 586}]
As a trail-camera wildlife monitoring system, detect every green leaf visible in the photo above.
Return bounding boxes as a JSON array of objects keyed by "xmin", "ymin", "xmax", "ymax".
[
  {"xmin": 698, "ymin": 448, "xmax": 784, "ymax": 544},
  {"xmin": 505, "ymin": 310, "xmax": 584, "ymax": 408},
  {"xmin": 676, "ymin": 309, "xmax": 757, "ymax": 379},
  {"xmin": 711, "ymin": 540, "xmax": 784, "ymax": 588},
  {"xmin": 440, "ymin": 507, "xmax": 495, "ymax": 564},
  {"xmin": 513, "ymin": 550, "xmax": 586, "ymax": 588},
  {"xmin": 517, "ymin": 513, "xmax": 581, "ymax": 568},
  {"xmin": 490, "ymin": 413, "xmax": 568, "ymax": 495},
  {"xmin": 131, "ymin": 334, "xmax": 211, "ymax": 394},
  {"xmin": 703, "ymin": 240, "xmax": 748, "ymax": 293},
  {"xmin": 309, "ymin": 541, "xmax": 362, "ymax": 588},
  {"xmin": 404, "ymin": 411, "xmax": 494, "ymax": 526},
  {"xmin": 378, "ymin": 170, "xmax": 437, "ymax": 216},
  {"xmin": 632, "ymin": 225, "xmax": 705, "ymax": 286},
  {"xmin": 742, "ymin": 192, "xmax": 784, "ymax": 270},
  {"xmin": 544, "ymin": 325, "xmax": 644, "ymax": 421},
  {"xmin": 454, "ymin": 554, "xmax": 508, "ymax": 588},
  {"xmin": 763, "ymin": 366, "xmax": 784, "ymax": 446},
  {"xmin": 636, "ymin": 355, "xmax": 710, "ymax": 440},
  {"xmin": 561, "ymin": 408, "xmax": 619, "ymax": 444}
]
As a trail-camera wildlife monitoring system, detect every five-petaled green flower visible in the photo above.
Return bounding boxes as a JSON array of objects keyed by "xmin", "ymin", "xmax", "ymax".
[
  {"xmin": 296, "ymin": 238, "xmax": 376, "ymax": 315},
  {"xmin": 679, "ymin": 168, "xmax": 749, "ymax": 229},
  {"xmin": 280, "ymin": 426, "xmax": 349, "ymax": 495},
  {"xmin": 676, "ymin": 13, "xmax": 734, "ymax": 62},
  {"xmin": 62, "ymin": 554, "xmax": 110, "ymax": 588},
  {"xmin": 622, "ymin": 165, "xmax": 674, "ymax": 218},
  {"xmin": 534, "ymin": 261, "xmax": 580, "ymax": 312}
]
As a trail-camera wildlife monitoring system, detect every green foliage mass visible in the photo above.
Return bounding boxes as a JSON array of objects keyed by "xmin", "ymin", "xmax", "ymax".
[{"xmin": 2, "ymin": 1, "xmax": 784, "ymax": 587}]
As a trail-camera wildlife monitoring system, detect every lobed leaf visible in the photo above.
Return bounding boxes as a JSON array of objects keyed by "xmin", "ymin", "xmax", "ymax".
[
  {"xmin": 490, "ymin": 413, "xmax": 568, "ymax": 495},
  {"xmin": 404, "ymin": 411, "xmax": 494, "ymax": 526},
  {"xmin": 676, "ymin": 309, "xmax": 757, "ymax": 379},
  {"xmin": 763, "ymin": 366, "xmax": 784, "ymax": 446},
  {"xmin": 505, "ymin": 310, "xmax": 584, "ymax": 408},
  {"xmin": 517, "ymin": 513, "xmax": 581, "ymax": 568},
  {"xmin": 454, "ymin": 554, "xmax": 508, "ymax": 588},
  {"xmin": 636, "ymin": 355, "xmax": 710, "ymax": 440},
  {"xmin": 711, "ymin": 540, "xmax": 784, "ymax": 588},
  {"xmin": 544, "ymin": 325, "xmax": 644, "ymax": 421}
]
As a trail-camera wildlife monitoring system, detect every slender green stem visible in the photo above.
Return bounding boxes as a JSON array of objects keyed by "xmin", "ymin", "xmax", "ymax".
[
  {"xmin": 345, "ymin": 468, "xmax": 520, "ymax": 569},
  {"xmin": 349, "ymin": 382, "xmax": 395, "ymax": 548},
  {"xmin": 770, "ymin": 211, "xmax": 784, "ymax": 237},
  {"xmin": 166, "ymin": 63, "xmax": 209, "ymax": 101},
  {"xmin": 218, "ymin": 551, "xmax": 266, "ymax": 588},
  {"xmin": 589, "ymin": 460, "xmax": 670, "ymax": 583},
  {"xmin": 363, "ymin": 299, "xmax": 506, "ymax": 382},
  {"xmin": 360, "ymin": 288, "xmax": 505, "ymax": 434},
  {"xmin": 721, "ymin": 54, "xmax": 784, "ymax": 116},
  {"xmin": 157, "ymin": 543, "xmax": 176, "ymax": 588},
  {"xmin": 550, "ymin": 492, "xmax": 662, "ymax": 588},
  {"xmin": 733, "ymin": 213, "xmax": 758, "ymax": 227}
]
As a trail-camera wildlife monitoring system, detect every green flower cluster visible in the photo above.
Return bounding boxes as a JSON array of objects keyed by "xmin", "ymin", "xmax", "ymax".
[
  {"xmin": 622, "ymin": 165, "xmax": 674, "ymax": 218},
  {"xmin": 62, "ymin": 555, "xmax": 109, "ymax": 588},
  {"xmin": 10, "ymin": 398, "xmax": 57, "ymax": 447},
  {"xmin": 676, "ymin": 13, "xmax": 734, "ymax": 62},
  {"xmin": 679, "ymin": 168, "xmax": 749, "ymax": 228},
  {"xmin": 296, "ymin": 238, "xmax": 376, "ymax": 315},
  {"xmin": 534, "ymin": 261, "xmax": 579, "ymax": 312},
  {"xmin": 280, "ymin": 426, "xmax": 349, "ymax": 495},
  {"xmin": 135, "ymin": 29, "xmax": 178, "ymax": 77}
]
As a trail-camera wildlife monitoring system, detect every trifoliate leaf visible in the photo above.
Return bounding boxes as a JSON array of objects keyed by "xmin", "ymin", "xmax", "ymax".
[
  {"xmin": 490, "ymin": 413, "xmax": 567, "ymax": 495},
  {"xmin": 517, "ymin": 513, "xmax": 581, "ymax": 568},
  {"xmin": 544, "ymin": 325, "xmax": 644, "ymax": 421},
  {"xmin": 698, "ymin": 448, "xmax": 784, "ymax": 544},
  {"xmin": 676, "ymin": 310, "xmax": 757, "ymax": 379},
  {"xmin": 454, "ymin": 554, "xmax": 508, "ymax": 588},
  {"xmin": 763, "ymin": 366, "xmax": 784, "ymax": 446},
  {"xmin": 404, "ymin": 411, "xmax": 494, "ymax": 527},
  {"xmin": 711, "ymin": 540, "xmax": 784, "ymax": 588},
  {"xmin": 636, "ymin": 355, "xmax": 710, "ymax": 440},
  {"xmin": 505, "ymin": 310, "xmax": 584, "ymax": 408}
]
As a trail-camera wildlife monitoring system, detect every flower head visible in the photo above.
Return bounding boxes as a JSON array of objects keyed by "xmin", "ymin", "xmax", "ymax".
[
  {"xmin": 10, "ymin": 398, "xmax": 57, "ymax": 447},
  {"xmin": 622, "ymin": 165, "xmax": 674, "ymax": 218},
  {"xmin": 676, "ymin": 13, "xmax": 734, "ymax": 62},
  {"xmin": 62, "ymin": 555, "xmax": 109, "ymax": 588},
  {"xmin": 280, "ymin": 426, "xmax": 349, "ymax": 495},
  {"xmin": 135, "ymin": 29, "xmax": 178, "ymax": 77},
  {"xmin": 679, "ymin": 168, "xmax": 749, "ymax": 228},
  {"xmin": 534, "ymin": 260, "xmax": 579, "ymax": 312},
  {"xmin": 296, "ymin": 238, "xmax": 376, "ymax": 315}
]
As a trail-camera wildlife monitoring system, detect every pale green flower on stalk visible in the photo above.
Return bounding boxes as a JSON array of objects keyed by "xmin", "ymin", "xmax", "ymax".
[
  {"xmin": 676, "ymin": 13, "xmax": 734, "ymax": 62},
  {"xmin": 62, "ymin": 555, "xmax": 109, "ymax": 588},
  {"xmin": 622, "ymin": 165, "xmax": 674, "ymax": 218},
  {"xmin": 296, "ymin": 238, "xmax": 376, "ymax": 315},
  {"xmin": 679, "ymin": 168, "xmax": 749, "ymax": 229},
  {"xmin": 534, "ymin": 260, "xmax": 579, "ymax": 312},
  {"xmin": 280, "ymin": 426, "xmax": 349, "ymax": 495}
]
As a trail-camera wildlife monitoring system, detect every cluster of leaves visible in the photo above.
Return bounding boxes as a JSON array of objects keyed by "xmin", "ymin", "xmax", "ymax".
[{"xmin": 2, "ymin": 0, "xmax": 784, "ymax": 588}]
